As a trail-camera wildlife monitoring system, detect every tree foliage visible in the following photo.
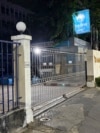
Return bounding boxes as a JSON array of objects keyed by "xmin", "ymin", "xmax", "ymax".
[{"xmin": 9, "ymin": 0, "xmax": 100, "ymax": 42}]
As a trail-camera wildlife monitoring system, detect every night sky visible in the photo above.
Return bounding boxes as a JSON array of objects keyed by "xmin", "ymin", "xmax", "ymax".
[{"xmin": 7, "ymin": 0, "xmax": 100, "ymax": 44}]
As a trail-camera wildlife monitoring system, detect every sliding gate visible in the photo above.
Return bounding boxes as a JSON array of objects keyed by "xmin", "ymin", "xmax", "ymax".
[{"xmin": 31, "ymin": 47, "xmax": 86, "ymax": 109}]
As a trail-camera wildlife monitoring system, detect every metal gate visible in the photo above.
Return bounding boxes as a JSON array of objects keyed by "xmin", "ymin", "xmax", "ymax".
[
  {"xmin": 0, "ymin": 40, "xmax": 20, "ymax": 115},
  {"xmin": 31, "ymin": 46, "xmax": 86, "ymax": 113}
]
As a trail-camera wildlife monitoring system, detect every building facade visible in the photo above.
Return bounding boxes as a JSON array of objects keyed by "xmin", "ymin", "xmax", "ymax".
[
  {"xmin": 0, "ymin": 0, "xmax": 34, "ymax": 77},
  {"xmin": 0, "ymin": 0, "xmax": 34, "ymax": 40}
]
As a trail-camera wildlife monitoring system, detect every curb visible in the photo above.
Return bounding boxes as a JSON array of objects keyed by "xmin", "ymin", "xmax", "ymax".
[
  {"xmin": 33, "ymin": 87, "xmax": 86, "ymax": 117},
  {"xmin": 44, "ymin": 82, "xmax": 71, "ymax": 86},
  {"xmin": 44, "ymin": 82, "xmax": 85, "ymax": 87}
]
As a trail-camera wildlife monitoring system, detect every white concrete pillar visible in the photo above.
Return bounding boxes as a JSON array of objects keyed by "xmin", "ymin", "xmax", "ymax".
[
  {"xmin": 11, "ymin": 34, "xmax": 33, "ymax": 124},
  {"xmin": 87, "ymin": 50, "xmax": 100, "ymax": 87}
]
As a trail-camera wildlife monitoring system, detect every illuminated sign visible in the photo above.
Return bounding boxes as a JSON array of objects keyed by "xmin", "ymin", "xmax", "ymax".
[{"xmin": 72, "ymin": 9, "xmax": 90, "ymax": 34}]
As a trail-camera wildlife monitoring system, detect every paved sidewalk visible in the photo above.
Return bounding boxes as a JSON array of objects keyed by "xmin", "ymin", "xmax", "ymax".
[{"xmin": 22, "ymin": 87, "xmax": 100, "ymax": 133}]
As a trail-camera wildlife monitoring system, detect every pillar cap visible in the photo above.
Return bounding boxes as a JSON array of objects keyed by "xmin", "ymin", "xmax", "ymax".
[{"xmin": 11, "ymin": 34, "xmax": 32, "ymax": 41}]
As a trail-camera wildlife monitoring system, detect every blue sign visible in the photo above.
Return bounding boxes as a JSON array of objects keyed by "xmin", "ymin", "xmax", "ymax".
[{"xmin": 72, "ymin": 9, "xmax": 90, "ymax": 34}]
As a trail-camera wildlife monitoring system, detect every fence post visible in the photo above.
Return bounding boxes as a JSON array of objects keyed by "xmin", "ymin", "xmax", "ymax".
[{"xmin": 11, "ymin": 34, "xmax": 33, "ymax": 124}]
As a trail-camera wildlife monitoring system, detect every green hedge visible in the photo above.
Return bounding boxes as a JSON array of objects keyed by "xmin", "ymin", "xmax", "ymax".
[{"xmin": 95, "ymin": 77, "xmax": 100, "ymax": 87}]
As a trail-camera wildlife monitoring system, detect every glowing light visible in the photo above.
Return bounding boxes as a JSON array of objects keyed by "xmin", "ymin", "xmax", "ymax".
[{"xmin": 34, "ymin": 47, "xmax": 41, "ymax": 54}]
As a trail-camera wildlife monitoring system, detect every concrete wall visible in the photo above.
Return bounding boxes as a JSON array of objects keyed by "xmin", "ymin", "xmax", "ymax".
[
  {"xmin": 87, "ymin": 50, "xmax": 100, "ymax": 87},
  {"xmin": 0, "ymin": 109, "xmax": 25, "ymax": 133}
]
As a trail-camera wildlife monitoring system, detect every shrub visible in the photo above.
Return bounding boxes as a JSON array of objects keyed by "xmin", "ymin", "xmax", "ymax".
[{"xmin": 95, "ymin": 77, "xmax": 100, "ymax": 87}]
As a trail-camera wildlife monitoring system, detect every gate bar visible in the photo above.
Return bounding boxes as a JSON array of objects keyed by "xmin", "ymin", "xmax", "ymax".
[{"xmin": 1, "ymin": 42, "xmax": 5, "ymax": 114}]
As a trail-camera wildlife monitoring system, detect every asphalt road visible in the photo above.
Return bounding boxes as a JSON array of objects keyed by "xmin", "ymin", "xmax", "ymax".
[{"xmin": 28, "ymin": 88, "xmax": 100, "ymax": 133}]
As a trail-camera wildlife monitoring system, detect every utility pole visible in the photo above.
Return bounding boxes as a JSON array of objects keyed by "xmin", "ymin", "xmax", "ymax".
[{"xmin": 91, "ymin": 26, "xmax": 98, "ymax": 50}]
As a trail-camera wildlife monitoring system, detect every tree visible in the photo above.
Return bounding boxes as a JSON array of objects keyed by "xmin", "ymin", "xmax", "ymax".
[
  {"xmin": 76, "ymin": 0, "xmax": 100, "ymax": 48},
  {"xmin": 9, "ymin": 0, "xmax": 100, "ymax": 43}
]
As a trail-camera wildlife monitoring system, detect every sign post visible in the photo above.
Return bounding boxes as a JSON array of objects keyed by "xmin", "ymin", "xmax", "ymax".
[{"xmin": 72, "ymin": 9, "xmax": 90, "ymax": 34}]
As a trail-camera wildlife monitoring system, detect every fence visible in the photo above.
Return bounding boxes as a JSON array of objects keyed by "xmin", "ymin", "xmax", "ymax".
[
  {"xmin": 0, "ymin": 42, "xmax": 86, "ymax": 117},
  {"xmin": 31, "ymin": 47, "xmax": 86, "ymax": 109},
  {"xmin": 0, "ymin": 40, "xmax": 20, "ymax": 115}
]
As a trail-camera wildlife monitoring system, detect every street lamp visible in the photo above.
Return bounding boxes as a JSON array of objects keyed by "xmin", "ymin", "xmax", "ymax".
[{"xmin": 16, "ymin": 21, "xmax": 26, "ymax": 34}]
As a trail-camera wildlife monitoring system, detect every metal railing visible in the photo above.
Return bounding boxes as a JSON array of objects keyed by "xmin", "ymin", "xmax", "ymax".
[
  {"xmin": 31, "ymin": 46, "xmax": 86, "ymax": 107},
  {"xmin": 0, "ymin": 40, "xmax": 20, "ymax": 115}
]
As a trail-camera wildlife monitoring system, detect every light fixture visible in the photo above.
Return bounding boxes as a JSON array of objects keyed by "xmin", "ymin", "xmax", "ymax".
[
  {"xmin": 16, "ymin": 21, "xmax": 26, "ymax": 34},
  {"xmin": 34, "ymin": 47, "xmax": 41, "ymax": 55}
]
